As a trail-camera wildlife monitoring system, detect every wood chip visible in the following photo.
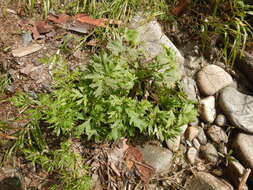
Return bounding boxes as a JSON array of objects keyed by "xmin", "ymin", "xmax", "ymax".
[{"xmin": 12, "ymin": 44, "xmax": 42, "ymax": 57}]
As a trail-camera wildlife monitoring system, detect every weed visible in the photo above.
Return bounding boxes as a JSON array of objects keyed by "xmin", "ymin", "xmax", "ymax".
[
  {"xmin": 0, "ymin": 73, "xmax": 10, "ymax": 97},
  {"xmin": 195, "ymin": 0, "xmax": 253, "ymax": 66},
  {"xmin": 6, "ymin": 29, "xmax": 196, "ymax": 189}
]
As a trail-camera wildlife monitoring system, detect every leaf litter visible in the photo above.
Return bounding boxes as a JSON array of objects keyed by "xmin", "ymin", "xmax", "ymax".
[{"xmin": 86, "ymin": 139, "xmax": 155, "ymax": 189}]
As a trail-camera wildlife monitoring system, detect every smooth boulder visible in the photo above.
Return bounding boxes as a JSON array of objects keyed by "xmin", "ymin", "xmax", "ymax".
[
  {"xmin": 186, "ymin": 172, "xmax": 233, "ymax": 190},
  {"xmin": 219, "ymin": 87, "xmax": 253, "ymax": 133},
  {"xmin": 196, "ymin": 65, "xmax": 233, "ymax": 96}
]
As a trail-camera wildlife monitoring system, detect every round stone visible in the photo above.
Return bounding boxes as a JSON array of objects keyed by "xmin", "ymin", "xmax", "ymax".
[{"xmin": 196, "ymin": 65, "xmax": 233, "ymax": 96}]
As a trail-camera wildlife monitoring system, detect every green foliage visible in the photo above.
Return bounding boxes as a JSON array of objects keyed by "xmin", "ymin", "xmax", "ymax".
[
  {"xmin": 0, "ymin": 73, "xmax": 10, "ymax": 97},
  {"xmin": 34, "ymin": 29, "xmax": 197, "ymax": 141},
  {"xmin": 24, "ymin": 140, "xmax": 91, "ymax": 190},
  {"xmin": 8, "ymin": 29, "xmax": 196, "ymax": 189},
  {"xmin": 196, "ymin": 0, "xmax": 253, "ymax": 66}
]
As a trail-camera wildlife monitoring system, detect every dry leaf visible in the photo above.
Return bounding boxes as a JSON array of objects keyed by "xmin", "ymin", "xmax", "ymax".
[
  {"xmin": 171, "ymin": 0, "xmax": 191, "ymax": 16},
  {"xmin": 125, "ymin": 146, "xmax": 154, "ymax": 183},
  {"xmin": 30, "ymin": 26, "xmax": 41, "ymax": 40},
  {"xmin": 35, "ymin": 21, "xmax": 54, "ymax": 34},
  {"xmin": 75, "ymin": 14, "xmax": 107, "ymax": 27},
  {"xmin": 48, "ymin": 14, "xmax": 71, "ymax": 24}
]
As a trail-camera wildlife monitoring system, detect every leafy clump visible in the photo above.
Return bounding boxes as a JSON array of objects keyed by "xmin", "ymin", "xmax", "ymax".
[
  {"xmin": 8, "ymin": 29, "xmax": 197, "ymax": 190},
  {"xmin": 37, "ymin": 29, "xmax": 197, "ymax": 141}
]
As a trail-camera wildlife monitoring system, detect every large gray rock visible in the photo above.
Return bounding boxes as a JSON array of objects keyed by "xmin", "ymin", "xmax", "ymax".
[
  {"xmin": 186, "ymin": 172, "xmax": 233, "ymax": 190},
  {"xmin": 129, "ymin": 15, "xmax": 184, "ymax": 64},
  {"xmin": 138, "ymin": 144, "xmax": 173, "ymax": 173},
  {"xmin": 219, "ymin": 87, "xmax": 253, "ymax": 133},
  {"xmin": 196, "ymin": 65, "xmax": 233, "ymax": 96}
]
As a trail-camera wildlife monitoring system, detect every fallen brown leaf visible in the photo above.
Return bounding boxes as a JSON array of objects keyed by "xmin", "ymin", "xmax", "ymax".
[
  {"xmin": 30, "ymin": 26, "xmax": 41, "ymax": 40},
  {"xmin": 75, "ymin": 14, "xmax": 107, "ymax": 27},
  {"xmin": 48, "ymin": 13, "xmax": 71, "ymax": 24},
  {"xmin": 35, "ymin": 21, "xmax": 54, "ymax": 34},
  {"xmin": 171, "ymin": 0, "xmax": 191, "ymax": 16},
  {"xmin": 125, "ymin": 146, "xmax": 154, "ymax": 183}
]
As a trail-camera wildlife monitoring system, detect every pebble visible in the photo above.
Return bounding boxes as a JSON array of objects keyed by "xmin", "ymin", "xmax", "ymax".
[
  {"xmin": 215, "ymin": 114, "xmax": 227, "ymax": 127},
  {"xmin": 199, "ymin": 96, "xmax": 216, "ymax": 123},
  {"xmin": 186, "ymin": 172, "xmax": 233, "ymax": 190},
  {"xmin": 207, "ymin": 125, "xmax": 228, "ymax": 144},
  {"xmin": 185, "ymin": 126, "xmax": 199, "ymax": 141},
  {"xmin": 197, "ymin": 128, "xmax": 207, "ymax": 145},
  {"xmin": 138, "ymin": 144, "xmax": 173, "ymax": 173},
  {"xmin": 200, "ymin": 143, "xmax": 219, "ymax": 163},
  {"xmin": 192, "ymin": 138, "xmax": 201, "ymax": 150},
  {"xmin": 196, "ymin": 65, "xmax": 233, "ymax": 96},
  {"xmin": 181, "ymin": 76, "xmax": 198, "ymax": 101},
  {"xmin": 219, "ymin": 87, "xmax": 253, "ymax": 133},
  {"xmin": 166, "ymin": 135, "xmax": 180, "ymax": 152},
  {"xmin": 187, "ymin": 147, "xmax": 198, "ymax": 165}
]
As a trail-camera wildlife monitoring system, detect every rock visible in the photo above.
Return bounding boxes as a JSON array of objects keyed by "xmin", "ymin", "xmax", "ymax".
[
  {"xmin": 200, "ymin": 143, "xmax": 219, "ymax": 163},
  {"xmin": 129, "ymin": 15, "xmax": 184, "ymax": 64},
  {"xmin": 166, "ymin": 125, "xmax": 187, "ymax": 152},
  {"xmin": 181, "ymin": 76, "xmax": 198, "ymax": 101},
  {"xmin": 187, "ymin": 147, "xmax": 198, "ymax": 165},
  {"xmin": 138, "ymin": 144, "xmax": 173, "ymax": 173},
  {"xmin": 237, "ymin": 51, "xmax": 253, "ymax": 84},
  {"xmin": 186, "ymin": 172, "xmax": 233, "ymax": 190},
  {"xmin": 207, "ymin": 125, "xmax": 228, "ymax": 144},
  {"xmin": 197, "ymin": 128, "xmax": 207, "ymax": 145},
  {"xmin": 12, "ymin": 43, "xmax": 42, "ymax": 57},
  {"xmin": 185, "ymin": 126, "xmax": 199, "ymax": 141},
  {"xmin": 218, "ymin": 143, "xmax": 228, "ymax": 155},
  {"xmin": 166, "ymin": 135, "xmax": 180, "ymax": 152},
  {"xmin": 193, "ymin": 138, "xmax": 201, "ymax": 150},
  {"xmin": 199, "ymin": 96, "xmax": 216, "ymax": 123},
  {"xmin": 233, "ymin": 133, "xmax": 253, "ymax": 170},
  {"xmin": 196, "ymin": 65, "xmax": 233, "ymax": 96},
  {"xmin": 215, "ymin": 114, "xmax": 227, "ymax": 127},
  {"xmin": 225, "ymin": 160, "xmax": 249, "ymax": 190},
  {"xmin": 22, "ymin": 32, "xmax": 33, "ymax": 46},
  {"xmin": 219, "ymin": 87, "xmax": 253, "ymax": 133},
  {"xmin": 183, "ymin": 56, "xmax": 203, "ymax": 77}
]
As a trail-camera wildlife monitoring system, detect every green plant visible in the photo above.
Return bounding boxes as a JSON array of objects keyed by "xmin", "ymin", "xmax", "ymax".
[
  {"xmin": 0, "ymin": 73, "xmax": 10, "ymax": 96},
  {"xmin": 196, "ymin": 0, "xmax": 253, "ymax": 66},
  {"xmin": 24, "ymin": 140, "xmax": 91, "ymax": 190},
  {"xmin": 35, "ymin": 29, "xmax": 197, "ymax": 141},
  {"xmin": 7, "ymin": 29, "xmax": 197, "ymax": 189}
]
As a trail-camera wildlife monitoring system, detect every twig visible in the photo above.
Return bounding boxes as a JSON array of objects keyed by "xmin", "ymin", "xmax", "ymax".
[
  {"xmin": 130, "ymin": 158, "xmax": 155, "ymax": 171},
  {"xmin": 237, "ymin": 168, "xmax": 251, "ymax": 190}
]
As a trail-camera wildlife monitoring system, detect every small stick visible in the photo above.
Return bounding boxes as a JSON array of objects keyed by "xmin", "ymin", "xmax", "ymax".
[
  {"xmin": 130, "ymin": 158, "xmax": 155, "ymax": 171},
  {"xmin": 237, "ymin": 168, "xmax": 251, "ymax": 190}
]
